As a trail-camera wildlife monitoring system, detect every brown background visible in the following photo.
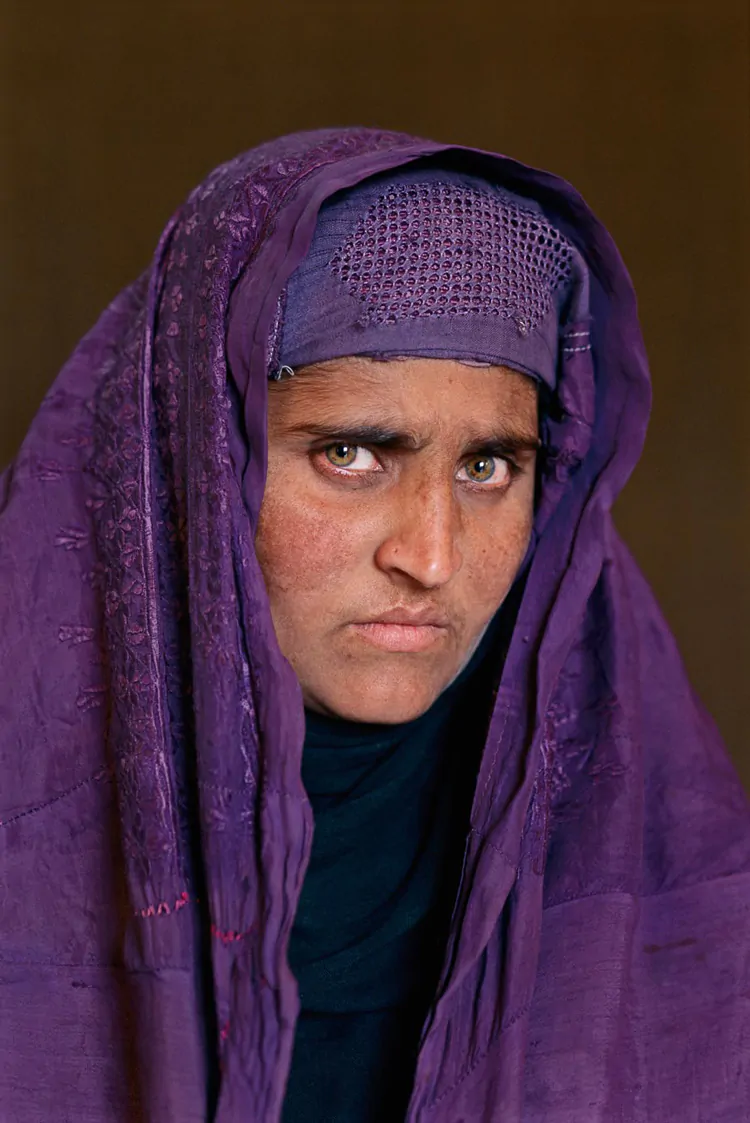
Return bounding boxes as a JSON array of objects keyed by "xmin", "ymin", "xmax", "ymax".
[{"xmin": 2, "ymin": 1, "xmax": 749, "ymax": 787}]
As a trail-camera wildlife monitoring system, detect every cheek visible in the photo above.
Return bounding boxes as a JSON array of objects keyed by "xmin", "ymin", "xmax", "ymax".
[
  {"xmin": 464, "ymin": 494, "xmax": 533, "ymax": 606},
  {"xmin": 255, "ymin": 478, "xmax": 357, "ymax": 601}
]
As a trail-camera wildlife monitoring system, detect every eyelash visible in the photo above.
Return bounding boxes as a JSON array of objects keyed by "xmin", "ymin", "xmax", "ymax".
[{"xmin": 313, "ymin": 443, "xmax": 524, "ymax": 490}]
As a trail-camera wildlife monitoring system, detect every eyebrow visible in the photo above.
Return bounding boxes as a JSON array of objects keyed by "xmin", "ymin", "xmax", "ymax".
[{"xmin": 290, "ymin": 421, "xmax": 541, "ymax": 456}]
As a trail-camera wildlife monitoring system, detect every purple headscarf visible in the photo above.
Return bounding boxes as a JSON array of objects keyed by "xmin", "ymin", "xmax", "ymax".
[
  {"xmin": 1, "ymin": 127, "xmax": 748, "ymax": 1123},
  {"xmin": 270, "ymin": 164, "xmax": 590, "ymax": 387}
]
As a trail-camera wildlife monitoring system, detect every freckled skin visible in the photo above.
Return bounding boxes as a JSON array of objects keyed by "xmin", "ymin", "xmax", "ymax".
[{"xmin": 255, "ymin": 357, "xmax": 538, "ymax": 723}]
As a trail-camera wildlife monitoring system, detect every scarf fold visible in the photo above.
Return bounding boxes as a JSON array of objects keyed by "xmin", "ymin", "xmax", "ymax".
[{"xmin": 1, "ymin": 127, "xmax": 748, "ymax": 1123}]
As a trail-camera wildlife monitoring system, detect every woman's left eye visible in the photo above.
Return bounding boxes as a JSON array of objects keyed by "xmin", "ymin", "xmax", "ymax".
[
  {"xmin": 323, "ymin": 444, "xmax": 379, "ymax": 472},
  {"xmin": 457, "ymin": 456, "xmax": 512, "ymax": 486}
]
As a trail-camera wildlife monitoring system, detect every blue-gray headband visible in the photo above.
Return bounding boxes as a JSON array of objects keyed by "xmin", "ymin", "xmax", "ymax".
[{"xmin": 273, "ymin": 165, "xmax": 590, "ymax": 389}]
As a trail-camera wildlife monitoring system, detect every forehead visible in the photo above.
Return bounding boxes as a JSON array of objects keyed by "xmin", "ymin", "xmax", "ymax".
[{"xmin": 268, "ymin": 357, "xmax": 539, "ymax": 433}]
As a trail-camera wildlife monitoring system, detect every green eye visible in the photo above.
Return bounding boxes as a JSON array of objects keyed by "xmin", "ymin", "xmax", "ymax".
[
  {"xmin": 325, "ymin": 443, "xmax": 358, "ymax": 468},
  {"xmin": 464, "ymin": 457, "xmax": 497, "ymax": 483}
]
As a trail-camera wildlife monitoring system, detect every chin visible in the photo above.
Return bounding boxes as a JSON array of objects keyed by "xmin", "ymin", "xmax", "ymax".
[{"xmin": 309, "ymin": 675, "xmax": 442, "ymax": 725}]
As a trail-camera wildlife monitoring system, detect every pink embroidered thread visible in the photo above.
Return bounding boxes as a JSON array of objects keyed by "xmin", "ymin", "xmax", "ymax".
[
  {"xmin": 134, "ymin": 890, "xmax": 191, "ymax": 918},
  {"xmin": 210, "ymin": 921, "xmax": 257, "ymax": 945}
]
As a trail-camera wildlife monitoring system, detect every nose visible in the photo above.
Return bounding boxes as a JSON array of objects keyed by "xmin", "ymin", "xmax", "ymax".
[{"xmin": 374, "ymin": 478, "xmax": 463, "ymax": 589}]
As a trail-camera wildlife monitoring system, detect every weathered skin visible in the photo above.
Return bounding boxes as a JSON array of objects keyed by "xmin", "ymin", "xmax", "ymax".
[{"xmin": 257, "ymin": 357, "xmax": 538, "ymax": 723}]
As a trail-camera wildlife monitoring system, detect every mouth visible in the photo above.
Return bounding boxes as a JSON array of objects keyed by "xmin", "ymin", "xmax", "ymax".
[{"xmin": 348, "ymin": 621, "xmax": 448, "ymax": 653}]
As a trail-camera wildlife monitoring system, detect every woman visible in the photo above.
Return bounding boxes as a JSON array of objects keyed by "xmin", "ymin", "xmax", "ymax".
[{"xmin": 1, "ymin": 127, "xmax": 748, "ymax": 1122}]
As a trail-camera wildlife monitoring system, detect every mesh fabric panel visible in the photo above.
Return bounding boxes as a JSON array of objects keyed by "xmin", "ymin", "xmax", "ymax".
[{"xmin": 329, "ymin": 181, "xmax": 575, "ymax": 335}]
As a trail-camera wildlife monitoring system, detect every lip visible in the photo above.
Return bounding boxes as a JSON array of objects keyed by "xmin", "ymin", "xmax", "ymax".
[
  {"xmin": 349, "ymin": 622, "xmax": 447, "ymax": 653},
  {"xmin": 358, "ymin": 605, "xmax": 452, "ymax": 628}
]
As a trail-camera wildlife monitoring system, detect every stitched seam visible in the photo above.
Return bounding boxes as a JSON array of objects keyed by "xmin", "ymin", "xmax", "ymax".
[
  {"xmin": 543, "ymin": 869, "xmax": 750, "ymax": 910},
  {"xmin": 467, "ymin": 828, "xmax": 518, "ymax": 870},
  {"xmin": 0, "ymin": 766, "xmax": 112, "ymax": 827},
  {"xmin": 262, "ymin": 783, "xmax": 309, "ymax": 803},
  {"xmin": 479, "ymin": 704, "xmax": 511, "ymax": 805},
  {"xmin": 427, "ymin": 1000, "xmax": 533, "ymax": 1109},
  {"xmin": 0, "ymin": 957, "xmax": 194, "ymax": 972}
]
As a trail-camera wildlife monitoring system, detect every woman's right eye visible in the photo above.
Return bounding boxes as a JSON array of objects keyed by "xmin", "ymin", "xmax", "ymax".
[{"xmin": 324, "ymin": 444, "xmax": 378, "ymax": 472}]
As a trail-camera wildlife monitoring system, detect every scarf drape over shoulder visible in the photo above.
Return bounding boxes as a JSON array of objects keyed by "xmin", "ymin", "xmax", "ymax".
[{"xmin": 1, "ymin": 127, "xmax": 748, "ymax": 1122}]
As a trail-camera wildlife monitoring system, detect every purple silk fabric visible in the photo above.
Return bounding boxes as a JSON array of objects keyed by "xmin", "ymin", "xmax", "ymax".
[{"xmin": 1, "ymin": 128, "xmax": 749, "ymax": 1122}]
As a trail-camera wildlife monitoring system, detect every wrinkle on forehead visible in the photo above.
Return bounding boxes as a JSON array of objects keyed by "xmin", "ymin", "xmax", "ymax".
[{"xmin": 266, "ymin": 356, "xmax": 539, "ymax": 441}]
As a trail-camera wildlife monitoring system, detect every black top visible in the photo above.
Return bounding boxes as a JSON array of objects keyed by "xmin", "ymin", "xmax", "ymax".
[{"xmin": 281, "ymin": 607, "xmax": 512, "ymax": 1123}]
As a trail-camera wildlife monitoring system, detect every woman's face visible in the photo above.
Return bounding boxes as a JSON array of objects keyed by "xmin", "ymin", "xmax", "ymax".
[{"xmin": 255, "ymin": 357, "xmax": 538, "ymax": 724}]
